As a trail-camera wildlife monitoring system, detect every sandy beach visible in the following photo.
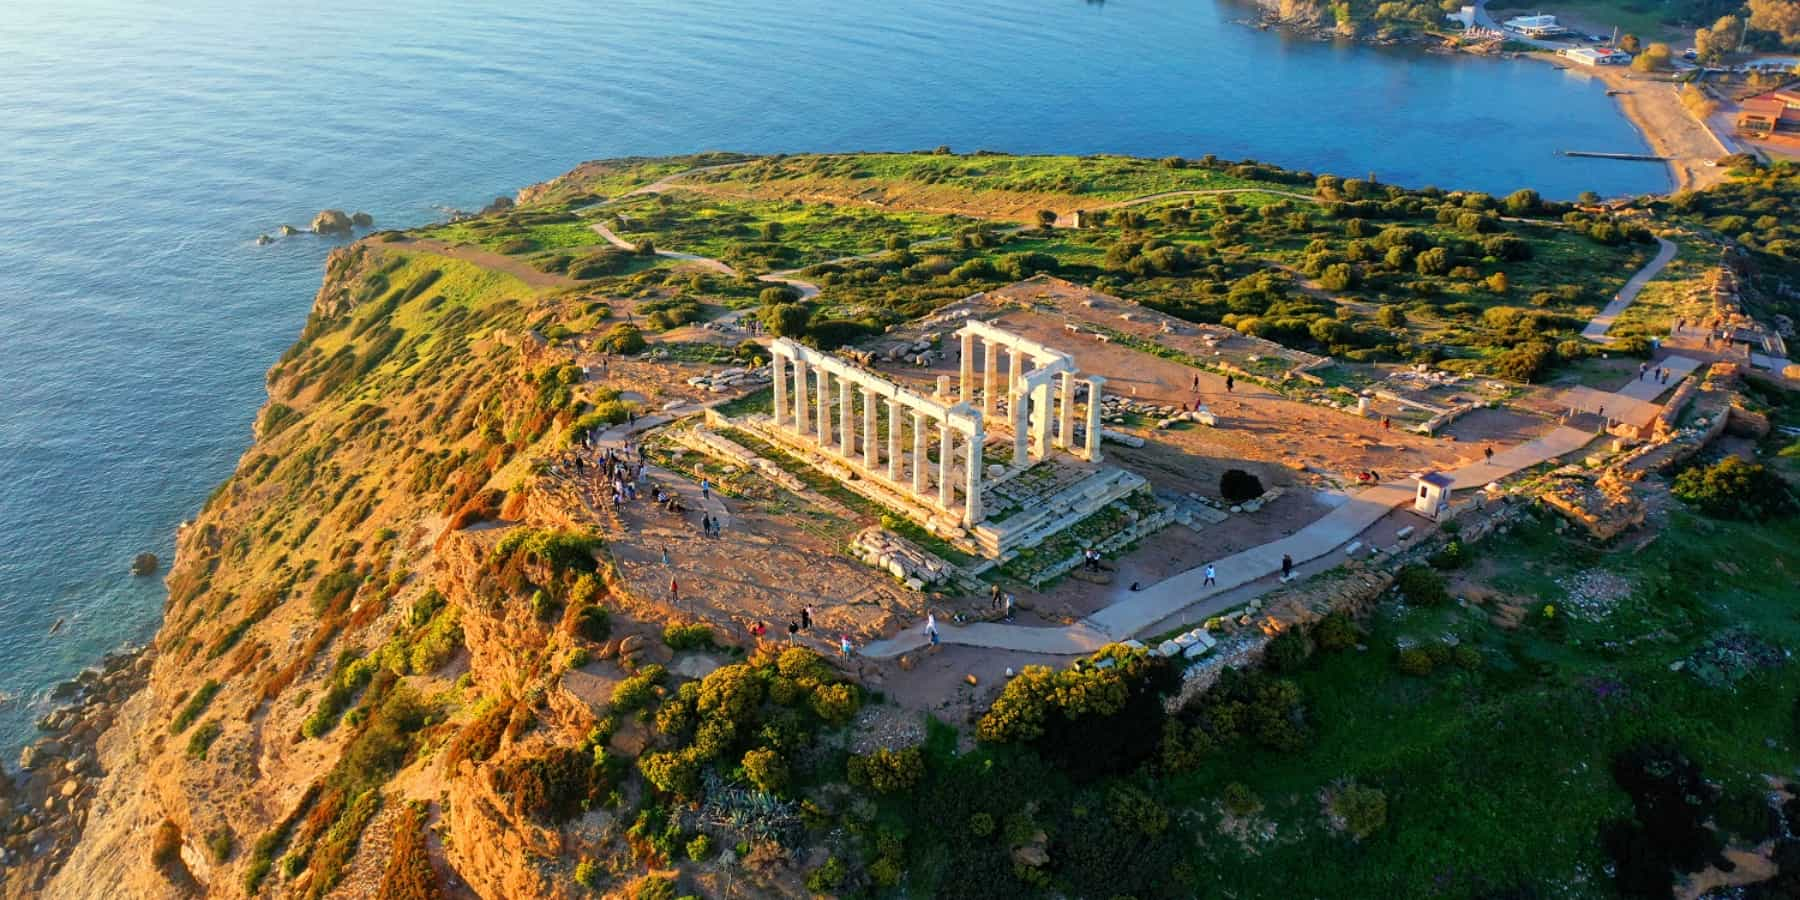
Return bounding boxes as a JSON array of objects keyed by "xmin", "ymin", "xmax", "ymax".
[{"xmin": 1543, "ymin": 60, "xmax": 1734, "ymax": 193}]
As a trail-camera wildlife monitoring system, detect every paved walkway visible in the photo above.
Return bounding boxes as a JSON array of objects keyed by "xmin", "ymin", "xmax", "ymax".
[
  {"xmin": 859, "ymin": 424, "xmax": 1597, "ymax": 659},
  {"xmin": 1616, "ymin": 355, "xmax": 1701, "ymax": 402},
  {"xmin": 1582, "ymin": 236, "xmax": 1680, "ymax": 343}
]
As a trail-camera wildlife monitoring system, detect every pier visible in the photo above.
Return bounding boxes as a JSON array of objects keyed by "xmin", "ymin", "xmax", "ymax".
[{"xmin": 1558, "ymin": 150, "xmax": 1670, "ymax": 162}]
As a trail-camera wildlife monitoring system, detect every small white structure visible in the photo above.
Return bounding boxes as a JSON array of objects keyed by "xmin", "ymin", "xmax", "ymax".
[
  {"xmin": 1504, "ymin": 13, "xmax": 1566, "ymax": 37},
  {"xmin": 1414, "ymin": 472, "xmax": 1453, "ymax": 519},
  {"xmin": 1561, "ymin": 47, "xmax": 1630, "ymax": 66}
]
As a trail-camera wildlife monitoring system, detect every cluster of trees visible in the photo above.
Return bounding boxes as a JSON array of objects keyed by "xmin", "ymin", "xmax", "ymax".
[{"xmin": 1673, "ymin": 455, "xmax": 1799, "ymax": 520}]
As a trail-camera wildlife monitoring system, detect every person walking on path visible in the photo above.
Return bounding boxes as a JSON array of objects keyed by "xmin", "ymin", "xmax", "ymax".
[
  {"xmin": 700, "ymin": 478, "xmax": 711, "ymax": 501},
  {"xmin": 661, "ymin": 545, "xmax": 670, "ymax": 566},
  {"xmin": 1281, "ymin": 554, "xmax": 1293, "ymax": 581},
  {"xmin": 839, "ymin": 634, "xmax": 853, "ymax": 658},
  {"xmin": 801, "ymin": 605, "xmax": 813, "ymax": 631},
  {"xmin": 1003, "ymin": 592, "xmax": 1014, "ymax": 621},
  {"xmin": 788, "ymin": 621, "xmax": 799, "ymax": 644},
  {"xmin": 1484, "ymin": 446, "xmax": 1494, "ymax": 464},
  {"xmin": 990, "ymin": 583, "xmax": 1003, "ymax": 610},
  {"xmin": 1224, "ymin": 375, "xmax": 1235, "ymax": 393},
  {"xmin": 1381, "ymin": 416, "xmax": 1390, "ymax": 431},
  {"xmin": 926, "ymin": 613, "xmax": 939, "ymax": 647},
  {"xmin": 1203, "ymin": 563, "xmax": 1216, "ymax": 587},
  {"xmin": 670, "ymin": 576, "xmax": 680, "ymax": 605}
]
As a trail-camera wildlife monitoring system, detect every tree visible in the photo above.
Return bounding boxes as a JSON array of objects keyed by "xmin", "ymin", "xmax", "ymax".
[
  {"xmin": 1633, "ymin": 43, "xmax": 1673, "ymax": 72},
  {"xmin": 1503, "ymin": 189, "xmax": 1541, "ymax": 215},
  {"xmin": 1331, "ymin": 784, "xmax": 1388, "ymax": 841},
  {"xmin": 742, "ymin": 747, "xmax": 789, "ymax": 794},
  {"xmin": 1035, "ymin": 209, "xmax": 1058, "ymax": 228},
  {"xmin": 758, "ymin": 302, "xmax": 811, "ymax": 337},
  {"xmin": 1749, "ymin": 0, "xmax": 1800, "ymax": 48},
  {"xmin": 1415, "ymin": 246, "xmax": 1452, "ymax": 276},
  {"xmin": 1695, "ymin": 15, "xmax": 1742, "ymax": 63},
  {"xmin": 1672, "ymin": 456, "xmax": 1798, "ymax": 520},
  {"xmin": 598, "ymin": 324, "xmax": 646, "ymax": 355},
  {"xmin": 1619, "ymin": 33, "xmax": 1642, "ymax": 54}
]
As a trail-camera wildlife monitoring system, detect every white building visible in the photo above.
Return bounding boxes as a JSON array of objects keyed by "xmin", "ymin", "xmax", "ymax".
[
  {"xmin": 1561, "ymin": 46, "xmax": 1629, "ymax": 66},
  {"xmin": 1504, "ymin": 13, "xmax": 1566, "ymax": 37}
]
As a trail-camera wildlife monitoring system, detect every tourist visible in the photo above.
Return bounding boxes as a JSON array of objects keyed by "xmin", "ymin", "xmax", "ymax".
[
  {"xmin": 1676, "ymin": 318, "xmax": 1686, "ymax": 334},
  {"xmin": 1484, "ymin": 446, "xmax": 1494, "ymax": 463},
  {"xmin": 1225, "ymin": 375, "xmax": 1235, "ymax": 393},
  {"xmin": 700, "ymin": 513, "xmax": 712, "ymax": 536},
  {"xmin": 1003, "ymin": 592, "xmax": 1014, "ymax": 621},
  {"xmin": 925, "ymin": 612, "xmax": 938, "ymax": 646},
  {"xmin": 839, "ymin": 634, "xmax": 853, "ymax": 658},
  {"xmin": 1638, "ymin": 362, "xmax": 1648, "ymax": 381},
  {"xmin": 701, "ymin": 478, "xmax": 712, "ymax": 500},
  {"xmin": 751, "ymin": 621, "xmax": 766, "ymax": 640},
  {"xmin": 788, "ymin": 621, "xmax": 800, "ymax": 644},
  {"xmin": 661, "ymin": 545, "xmax": 670, "ymax": 566},
  {"xmin": 1129, "ymin": 581, "xmax": 1141, "ymax": 591},
  {"xmin": 1192, "ymin": 374, "xmax": 1200, "ymax": 391},
  {"xmin": 801, "ymin": 605, "xmax": 813, "ymax": 631},
  {"xmin": 1381, "ymin": 416, "xmax": 1390, "ymax": 431},
  {"xmin": 990, "ymin": 583, "xmax": 1002, "ymax": 609},
  {"xmin": 1659, "ymin": 368, "xmax": 1669, "ymax": 384},
  {"xmin": 670, "ymin": 576, "xmax": 680, "ymax": 605},
  {"xmin": 1282, "ymin": 554, "xmax": 1293, "ymax": 581},
  {"xmin": 1203, "ymin": 563, "xmax": 1216, "ymax": 587}
]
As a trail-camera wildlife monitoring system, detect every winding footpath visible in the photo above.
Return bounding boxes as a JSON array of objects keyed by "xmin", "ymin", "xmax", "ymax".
[{"xmin": 1581, "ymin": 236, "xmax": 1680, "ymax": 343}]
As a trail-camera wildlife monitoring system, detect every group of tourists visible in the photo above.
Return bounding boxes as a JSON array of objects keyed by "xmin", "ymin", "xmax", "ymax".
[{"xmin": 744, "ymin": 605, "xmax": 853, "ymax": 657}]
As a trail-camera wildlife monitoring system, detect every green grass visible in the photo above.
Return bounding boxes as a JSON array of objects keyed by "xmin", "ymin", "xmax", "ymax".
[
  {"xmin": 418, "ymin": 218, "xmax": 604, "ymax": 254},
  {"xmin": 603, "ymin": 194, "xmax": 974, "ymax": 271},
  {"xmin": 1167, "ymin": 511, "xmax": 1800, "ymax": 897}
]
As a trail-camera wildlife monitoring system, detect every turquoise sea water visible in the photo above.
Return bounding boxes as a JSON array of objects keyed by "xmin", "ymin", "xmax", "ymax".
[{"xmin": 0, "ymin": 0, "xmax": 1665, "ymax": 753}]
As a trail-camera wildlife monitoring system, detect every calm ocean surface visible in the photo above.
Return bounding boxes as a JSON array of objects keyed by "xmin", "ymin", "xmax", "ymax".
[{"xmin": 0, "ymin": 0, "xmax": 1664, "ymax": 752}]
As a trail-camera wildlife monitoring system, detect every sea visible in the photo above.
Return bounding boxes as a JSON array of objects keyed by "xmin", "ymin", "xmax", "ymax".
[{"xmin": 0, "ymin": 0, "xmax": 1666, "ymax": 754}]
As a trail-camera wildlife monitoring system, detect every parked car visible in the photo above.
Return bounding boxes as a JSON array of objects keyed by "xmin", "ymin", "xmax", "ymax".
[{"xmin": 1682, "ymin": 48, "xmax": 1698, "ymax": 60}]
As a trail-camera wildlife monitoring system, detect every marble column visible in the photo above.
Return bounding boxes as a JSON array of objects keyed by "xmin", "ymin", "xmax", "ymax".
[
  {"xmin": 963, "ymin": 425, "xmax": 984, "ymax": 525},
  {"xmin": 1057, "ymin": 371, "xmax": 1075, "ymax": 449},
  {"xmin": 1031, "ymin": 378, "xmax": 1052, "ymax": 458},
  {"xmin": 1008, "ymin": 348, "xmax": 1025, "ymax": 396},
  {"xmin": 911, "ymin": 411, "xmax": 928, "ymax": 496},
  {"xmin": 938, "ymin": 423, "xmax": 955, "ymax": 509},
  {"xmin": 863, "ymin": 387, "xmax": 879, "ymax": 471},
  {"xmin": 982, "ymin": 342, "xmax": 999, "ymax": 421},
  {"xmin": 1012, "ymin": 385, "xmax": 1030, "ymax": 467},
  {"xmin": 772, "ymin": 352, "xmax": 788, "ymax": 427},
  {"xmin": 1085, "ymin": 375, "xmax": 1106, "ymax": 463},
  {"xmin": 839, "ymin": 377, "xmax": 855, "ymax": 458},
  {"xmin": 887, "ymin": 400, "xmax": 902, "ymax": 482},
  {"xmin": 792, "ymin": 357, "xmax": 808, "ymax": 435},
  {"xmin": 816, "ymin": 368, "xmax": 831, "ymax": 447},
  {"xmin": 960, "ymin": 332, "xmax": 975, "ymax": 403}
]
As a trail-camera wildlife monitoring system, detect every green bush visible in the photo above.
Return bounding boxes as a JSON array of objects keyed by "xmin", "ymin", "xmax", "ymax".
[
  {"xmin": 1395, "ymin": 564, "xmax": 1448, "ymax": 606},
  {"xmin": 171, "ymin": 679, "xmax": 222, "ymax": 734},
  {"xmin": 662, "ymin": 622, "xmax": 713, "ymax": 650},
  {"xmin": 1332, "ymin": 784, "xmax": 1388, "ymax": 841},
  {"xmin": 1489, "ymin": 341, "xmax": 1556, "ymax": 383},
  {"xmin": 612, "ymin": 665, "xmax": 666, "ymax": 712},
  {"xmin": 686, "ymin": 834, "xmax": 713, "ymax": 861},
  {"xmin": 846, "ymin": 746, "xmax": 924, "ymax": 794},
  {"xmin": 572, "ymin": 604, "xmax": 611, "ymax": 642},
  {"xmin": 632, "ymin": 875, "xmax": 678, "ymax": 900},
  {"xmin": 1397, "ymin": 648, "xmax": 1435, "ymax": 677},
  {"xmin": 573, "ymin": 857, "xmax": 602, "ymax": 888},
  {"xmin": 186, "ymin": 719, "xmax": 223, "ymax": 759},
  {"xmin": 1313, "ymin": 612, "xmax": 1361, "ymax": 652},
  {"xmin": 1672, "ymin": 456, "xmax": 1798, "ymax": 521},
  {"xmin": 598, "ymin": 323, "xmax": 647, "ymax": 355},
  {"xmin": 1429, "ymin": 538, "xmax": 1469, "ymax": 570},
  {"xmin": 1222, "ymin": 781, "xmax": 1263, "ymax": 817},
  {"xmin": 805, "ymin": 857, "xmax": 847, "ymax": 893},
  {"xmin": 1264, "ymin": 628, "xmax": 1313, "ymax": 672},
  {"xmin": 206, "ymin": 826, "xmax": 234, "ymax": 864},
  {"xmin": 741, "ymin": 747, "xmax": 789, "ymax": 793},
  {"xmin": 808, "ymin": 682, "xmax": 859, "ymax": 724},
  {"xmin": 638, "ymin": 749, "xmax": 702, "ymax": 800}
]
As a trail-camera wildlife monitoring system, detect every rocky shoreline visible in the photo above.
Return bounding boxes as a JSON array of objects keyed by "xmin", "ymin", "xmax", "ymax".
[{"xmin": 0, "ymin": 645, "xmax": 152, "ymax": 883}]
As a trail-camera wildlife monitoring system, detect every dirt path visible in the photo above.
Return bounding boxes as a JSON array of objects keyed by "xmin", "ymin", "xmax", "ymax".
[
  {"xmin": 1582, "ymin": 235, "xmax": 1680, "ymax": 342},
  {"xmin": 385, "ymin": 236, "xmax": 578, "ymax": 290},
  {"xmin": 589, "ymin": 221, "xmax": 822, "ymax": 299}
]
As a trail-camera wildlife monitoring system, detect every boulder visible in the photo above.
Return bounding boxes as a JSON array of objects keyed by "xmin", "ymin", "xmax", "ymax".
[
  {"xmin": 350, "ymin": 211, "xmax": 374, "ymax": 228},
  {"xmin": 255, "ymin": 234, "xmax": 273, "ymax": 246},
  {"xmin": 310, "ymin": 209, "xmax": 354, "ymax": 235},
  {"xmin": 130, "ymin": 553, "xmax": 158, "ymax": 576}
]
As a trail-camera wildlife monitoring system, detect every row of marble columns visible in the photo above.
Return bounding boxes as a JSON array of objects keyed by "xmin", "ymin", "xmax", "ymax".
[
  {"xmin": 770, "ymin": 346, "xmax": 985, "ymax": 525},
  {"xmin": 957, "ymin": 329, "xmax": 1105, "ymax": 465}
]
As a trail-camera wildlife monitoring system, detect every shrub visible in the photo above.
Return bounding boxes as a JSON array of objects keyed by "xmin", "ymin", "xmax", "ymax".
[
  {"xmin": 377, "ymin": 802, "xmax": 443, "ymax": 900},
  {"xmin": 1332, "ymin": 784, "xmax": 1388, "ymax": 841},
  {"xmin": 151, "ymin": 818, "xmax": 184, "ymax": 876},
  {"xmin": 1395, "ymin": 564, "xmax": 1448, "ymax": 606},
  {"xmin": 1313, "ymin": 612, "xmax": 1360, "ymax": 652},
  {"xmin": 598, "ymin": 324, "xmax": 647, "ymax": 355},
  {"xmin": 1220, "ymin": 468, "xmax": 1264, "ymax": 504},
  {"xmin": 1222, "ymin": 782, "xmax": 1263, "ymax": 817},
  {"xmin": 573, "ymin": 857, "xmax": 602, "ymax": 888},
  {"xmin": 1672, "ymin": 456, "xmax": 1798, "ymax": 521},
  {"xmin": 846, "ymin": 746, "xmax": 924, "ymax": 794},
  {"xmin": 663, "ymin": 622, "xmax": 713, "ymax": 650},
  {"xmin": 1264, "ymin": 628, "xmax": 1313, "ymax": 672},
  {"xmin": 759, "ymin": 302, "xmax": 812, "ymax": 337},
  {"xmin": 805, "ymin": 857, "xmax": 848, "ymax": 893},
  {"xmin": 612, "ymin": 665, "xmax": 666, "ymax": 712},
  {"xmin": 638, "ymin": 749, "xmax": 702, "ymax": 800},
  {"xmin": 1489, "ymin": 341, "xmax": 1555, "ymax": 383},
  {"xmin": 1429, "ymin": 538, "xmax": 1468, "ymax": 570},
  {"xmin": 1453, "ymin": 645, "xmax": 1484, "ymax": 670},
  {"xmin": 632, "ymin": 875, "xmax": 678, "ymax": 900},
  {"xmin": 742, "ymin": 747, "xmax": 788, "ymax": 793},
  {"xmin": 572, "ymin": 604, "xmax": 611, "ymax": 642},
  {"xmin": 808, "ymin": 682, "xmax": 859, "ymax": 724},
  {"xmin": 1397, "ymin": 648, "xmax": 1435, "ymax": 676},
  {"xmin": 186, "ymin": 719, "xmax": 223, "ymax": 759},
  {"xmin": 206, "ymin": 827, "xmax": 234, "ymax": 864},
  {"xmin": 171, "ymin": 679, "xmax": 222, "ymax": 734},
  {"xmin": 568, "ymin": 249, "xmax": 633, "ymax": 279},
  {"xmin": 686, "ymin": 834, "xmax": 713, "ymax": 861}
]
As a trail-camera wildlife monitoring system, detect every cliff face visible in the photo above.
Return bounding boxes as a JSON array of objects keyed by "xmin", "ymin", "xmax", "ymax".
[{"xmin": 22, "ymin": 231, "xmax": 621, "ymax": 899}]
